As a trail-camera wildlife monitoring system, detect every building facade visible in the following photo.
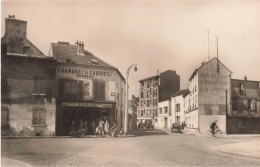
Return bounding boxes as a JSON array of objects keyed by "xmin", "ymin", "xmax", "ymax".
[
  {"xmin": 128, "ymin": 95, "xmax": 139, "ymax": 131},
  {"xmin": 184, "ymin": 58, "xmax": 232, "ymax": 133},
  {"xmin": 137, "ymin": 70, "xmax": 180, "ymax": 125},
  {"xmin": 154, "ymin": 100, "xmax": 170, "ymax": 129},
  {"xmin": 228, "ymin": 79, "xmax": 260, "ymax": 134},
  {"xmin": 170, "ymin": 89, "xmax": 190, "ymax": 127},
  {"xmin": 1, "ymin": 16, "xmax": 56, "ymax": 136},
  {"xmin": 49, "ymin": 41, "xmax": 126, "ymax": 136}
]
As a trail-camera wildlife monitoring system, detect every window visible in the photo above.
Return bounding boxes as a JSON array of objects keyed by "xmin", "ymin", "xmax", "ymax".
[
  {"xmin": 23, "ymin": 46, "xmax": 30, "ymax": 54},
  {"xmin": 155, "ymin": 109, "xmax": 158, "ymax": 116},
  {"xmin": 64, "ymin": 80, "xmax": 78, "ymax": 100},
  {"xmin": 94, "ymin": 81, "xmax": 106, "ymax": 101},
  {"xmin": 32, "ymin": 107, "xmax": 46, "ymax": 126},
  {"xmin": 159, "ymin": 108, "xmax": 162, "ymax": 114},
  {"xmin": 147, "ymin": 80, "xmax": 150, "ymax": 88},
  {"xmin": 240, "ymin": 83, "xmax": 245, "ymax": 94},
  {"xmin": 140, "ymin": 91, "xmax": 144, "ymax": 98},
  {"xmin": 164, "ymin": 107, "xmax": 168, "ymax": 114},
  {"xmin": 147, "ymin": 91, "xmax": 150, "ymax": 97},
  {"xmin": 176, "ymin": 104, "xmax": 180, "ymax": 112},
  {"xmin": 248, "ymin": 100, "xmax": 256, "ymax": 110},
  {"xmin": 141, "ymin": 110, "xmax": 143, "ymax": 116},
  {"xmin": 147, "ymin": 100, "xmax": 150, "ymax": 106},
  {"xmin": 77, "ymin": 80, "xmax": 84, "ymax": 100},
  {"xmin": 140, "ymin": 82, "xmax": 144, "ymax": 89},
  {"xmin": 33, "ymin": 75, "xmax": 46, "ymax": 94}
]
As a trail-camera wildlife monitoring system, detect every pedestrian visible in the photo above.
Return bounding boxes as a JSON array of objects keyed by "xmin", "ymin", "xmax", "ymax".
[
  {"xmin": 99, "ymin": 118, "xmax": 105, "ymax": 137},
  {"xmin": 91, "ymin": 120, "xmax": 96, "ymax": 135},
  {"xmin": 69, "ymin": 121, "xmax": 76, "ymax": 137},
  {"xmin": 104, "ymin": 120, "xmax": 110, "ymax": 136}
]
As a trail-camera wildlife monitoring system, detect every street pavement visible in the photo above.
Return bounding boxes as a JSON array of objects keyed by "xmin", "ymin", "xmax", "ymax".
[{"xmin": 2, "ymin": 129, "xmax": 260, "ymax": 166}]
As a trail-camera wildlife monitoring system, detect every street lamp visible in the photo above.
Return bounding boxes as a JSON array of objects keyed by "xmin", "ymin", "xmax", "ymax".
[{"xmin": 124, "ymin": 64, "xmax": 137, "ymax": 136}]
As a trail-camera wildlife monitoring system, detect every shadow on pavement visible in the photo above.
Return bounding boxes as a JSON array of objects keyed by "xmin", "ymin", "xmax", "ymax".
[{"xmin": 128, "ymin": 129, "xmax": 169, "ymax": 136}]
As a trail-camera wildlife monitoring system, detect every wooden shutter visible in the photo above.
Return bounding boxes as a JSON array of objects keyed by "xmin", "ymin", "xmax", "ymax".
[
  {"xmin": 57, "ymin": 80, "xmax": 64, "ymax": 99},
  {"xmin": 77, "ymin": 80, "xmax": 84, "ymax": 100}
]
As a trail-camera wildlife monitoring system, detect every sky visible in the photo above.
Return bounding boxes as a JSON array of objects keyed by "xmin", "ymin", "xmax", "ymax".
[{"xmin": 2, "ymin": 0, "xmax": 260, "ymax": 97}]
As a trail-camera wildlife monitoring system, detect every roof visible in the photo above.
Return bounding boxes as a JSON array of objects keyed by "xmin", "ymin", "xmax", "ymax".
[
  {"xmin": 50, "ymin": 42, "xmax": 112, "ymax": 68},
  {"xmin": 189, "ymin": 57, "xmax": 232, "ymax": 81},
  {"xmin": 139, "ymin": 75, "xmax": 159, "ymax": 82},
  {"xmin": 231, "ymin": 79, "xmax": 260, "ymax": 83},
  {"xmin": 50, "ymin": 42, "xmax": 125, "ymax": 81},
  {"xmin": 171, "ymin": 89, "xmax": 190, "ymax": 98}
]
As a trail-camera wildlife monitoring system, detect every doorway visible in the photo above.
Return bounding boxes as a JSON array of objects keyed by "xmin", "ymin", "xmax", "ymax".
[{"xmin": 164, "ymin": 118, "xmax": 167, "ymax": 128}]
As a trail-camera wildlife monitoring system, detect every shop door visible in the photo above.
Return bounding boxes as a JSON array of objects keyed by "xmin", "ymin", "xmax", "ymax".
[{"xmin": 164, "ymin": 118, "xmax": 167, "ymax": 128}]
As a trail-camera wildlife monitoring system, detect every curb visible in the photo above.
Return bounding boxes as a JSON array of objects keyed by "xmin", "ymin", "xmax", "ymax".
[{"xmin": 1, "ymin": 135, "xmax": 136, "ymax": 139}]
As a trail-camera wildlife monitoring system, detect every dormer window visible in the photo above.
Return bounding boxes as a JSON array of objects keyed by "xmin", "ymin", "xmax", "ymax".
[
  {"xmin": 66, "ymin": 59, "xmax": 73, "ymax": 63},
  {"xmin": 91, "ymin": 59, "xmax": 99, "ymax": 65}
]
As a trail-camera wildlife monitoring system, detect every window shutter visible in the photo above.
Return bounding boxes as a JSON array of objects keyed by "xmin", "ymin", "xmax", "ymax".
[
  {"xmin": 57, "ymin": 80, "xmax": 64, "ymax": 99},
  {"xmin": 77, "ymin": 80, "xmax": 84, "ymax": 100}
]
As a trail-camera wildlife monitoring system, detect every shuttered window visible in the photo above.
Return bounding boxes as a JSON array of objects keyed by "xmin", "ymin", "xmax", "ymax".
[
  {"xmin": 94, "ymin": 81, "xmax": 105, "ymax": 101},
  {"xmin": 77, "ymin": 80, "xmax": 84, "ymax": 100},
  {"xmin": 32, "ymin": 107, "xmax": 46, "ymax": 126},
  {"xmin": 33, "ymin": 76, "xmax": 46, "ymax": 94},
  {"xmin": 64, "ymin": 80, "xmax": 77, "ymax": 100}
]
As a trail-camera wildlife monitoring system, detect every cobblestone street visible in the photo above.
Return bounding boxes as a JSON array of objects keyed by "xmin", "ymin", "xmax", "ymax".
[{"xmin": 2, "ymin": 129, "xmax": 260, "ymax": 166}]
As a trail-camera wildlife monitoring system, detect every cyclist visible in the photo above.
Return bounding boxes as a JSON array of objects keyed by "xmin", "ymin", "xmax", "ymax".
[{"xmin": 210, "ymin": 120, "xmax": 218, "ymax": 136}]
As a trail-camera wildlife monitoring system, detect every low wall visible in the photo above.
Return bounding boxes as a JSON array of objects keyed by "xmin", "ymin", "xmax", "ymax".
[
  {"xmin": 199, "ymin": 115, "xmax": 226, "ymax": 133},
  {"xmin": 227, "ymin": 117, "xmax": 260, "ymax": 134}
]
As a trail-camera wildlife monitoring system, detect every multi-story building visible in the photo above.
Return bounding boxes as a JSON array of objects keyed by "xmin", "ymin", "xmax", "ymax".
[
  {"xmin": 228, "ymin": 78, "xmax": 260, "ymax": 134},
  {"xmin": 170, "ymin": 89, "xmax": 190, "ymax": 127},
  {"xmin": 48, "ymin": 41, "xmax": 126, "ymax": 136},
  {"xmin": 128, "ymin": 95, "xmax": 139, "ymax": 131},
  {"xmin": 1, "ymin": 16, "xmax": 56, "ymax": 136},
  {"xmin": 184, "ymin": 58, "xmax": 232, "ymax": 133},
  {"xmin": 137, "ymin": 70, "xmax": 180, "ymax": 124}
]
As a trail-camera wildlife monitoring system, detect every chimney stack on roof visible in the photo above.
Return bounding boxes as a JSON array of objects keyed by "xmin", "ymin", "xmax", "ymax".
[{"xmin": 75, "ymin": 40, "xmax": 84, "ymax": 55}]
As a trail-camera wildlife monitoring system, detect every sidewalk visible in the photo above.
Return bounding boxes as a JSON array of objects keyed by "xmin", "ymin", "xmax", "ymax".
[
  {"xmin": 211, "ymin": 140, "xmax": 260, "ymax": 159},
  {"xmin": 2, "ymin": 158, "xmax": 32, "ymax": 167}
]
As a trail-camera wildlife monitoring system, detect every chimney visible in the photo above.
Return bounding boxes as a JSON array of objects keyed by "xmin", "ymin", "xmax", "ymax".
[
  {"xmin": 244, "ymin": 75, "xmax": 247, "ymax": 80},
  {"xmin": 76, "ymin": 40, "xmax": 84, "ymax": 55},
  {"xmin": 4, "ymin": 16, "xmax": 27, "ymax": 54}
]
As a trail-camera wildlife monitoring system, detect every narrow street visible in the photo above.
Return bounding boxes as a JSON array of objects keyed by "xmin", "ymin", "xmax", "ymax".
[{"xmin": 2, "ymin": 129, "xmax": 260, "ymax": 166}]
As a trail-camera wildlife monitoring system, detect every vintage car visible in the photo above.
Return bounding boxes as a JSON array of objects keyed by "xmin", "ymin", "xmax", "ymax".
[{"xmin": 171, "ymin": 123, "xmax": 182, "ymax": 133}]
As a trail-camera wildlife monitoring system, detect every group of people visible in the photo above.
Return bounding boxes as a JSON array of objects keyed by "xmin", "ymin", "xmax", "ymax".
[{"xmin": 69, "ymin": 118, "xmax": 118, "ymax": 137}]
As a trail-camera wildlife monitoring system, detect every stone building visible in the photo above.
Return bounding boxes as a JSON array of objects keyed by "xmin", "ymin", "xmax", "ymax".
[
  {"xmin": 1, "ymin": 16, "xmax": 56, "ymax": 136},
  {"xmin": 48, "ymin": 41, "xmax": 126, "ymax": 136},
  {"xmin": 184, "ymin": 58, "xmax": 232, "ymax": 133},
  {"xmin": 128, "ymin": 95, "xmax": 139, "ymax": 131},
  {"xmin": 137, "ymin": 70, "xmax": 180, "ymax": 125},
  {"xmin": 228, "ymin": 78, "xmax": 260, "ymax": 134},
  {"xmin": 154, "ymin": 100, "xmax": 170, "ymax": 129}
]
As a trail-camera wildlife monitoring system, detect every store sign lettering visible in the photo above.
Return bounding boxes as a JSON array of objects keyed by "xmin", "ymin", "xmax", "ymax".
[
  {"xmin": 61, "ymin": 102, "xmax": 112, "ymax": 108},
  {"xmin": 57, "ymin": 67, "xmax": 112, "ymax": 79}
]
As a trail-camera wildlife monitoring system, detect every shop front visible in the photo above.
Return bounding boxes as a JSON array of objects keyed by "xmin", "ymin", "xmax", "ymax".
[{"xmin": 56, "ymin": 101, "xmax": 115, "ymax": 136}]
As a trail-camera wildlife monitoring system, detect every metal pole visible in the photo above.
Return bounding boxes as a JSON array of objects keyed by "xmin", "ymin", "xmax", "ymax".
[{"xmin": 124, "ymin": 72, "xmax": 129, "ymax": 136}]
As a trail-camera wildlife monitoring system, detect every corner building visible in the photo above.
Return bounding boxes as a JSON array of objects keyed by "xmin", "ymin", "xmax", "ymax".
[
  {"xmin": 49, "ymin": 42, "xmax": 126, "ymax": 136},
  {"xmin": 137, "ymin": 70, "xmax": 180, "ymax": 124}
]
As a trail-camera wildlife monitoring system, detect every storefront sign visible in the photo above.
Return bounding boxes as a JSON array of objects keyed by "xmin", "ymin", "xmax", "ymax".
[
  {"xmin": 57, "ymin": 67, "xmax": 112, "ymax": 79},
  {"xmin": 61, "ymin": 102, "xmax": 113, "ymax": 108}
]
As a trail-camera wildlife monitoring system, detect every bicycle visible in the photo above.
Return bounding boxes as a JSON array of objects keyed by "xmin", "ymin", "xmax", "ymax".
[{"xmin": 206, "ymin": 128, "xmax": 222, "ymax": 138}]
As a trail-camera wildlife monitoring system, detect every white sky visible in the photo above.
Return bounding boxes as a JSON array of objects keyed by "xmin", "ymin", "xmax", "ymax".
[{"xmin": 2, "ymin": 0, "xmax": 260, "ymax": 97}]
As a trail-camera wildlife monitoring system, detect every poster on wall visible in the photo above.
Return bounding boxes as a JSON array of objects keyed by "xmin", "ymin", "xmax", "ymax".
[{"xmin": 82, "ymin": 79, "xmax": 93, "ymax": 100}]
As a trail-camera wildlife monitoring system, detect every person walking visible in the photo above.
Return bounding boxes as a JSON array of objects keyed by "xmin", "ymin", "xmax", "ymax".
[
  {"xmin": 91, "ymin": 120, "xmax": 96, "ymax": 135},
  {"xmin": 104, "ymin": 120, "xmax": 110, "ymax": 137}
]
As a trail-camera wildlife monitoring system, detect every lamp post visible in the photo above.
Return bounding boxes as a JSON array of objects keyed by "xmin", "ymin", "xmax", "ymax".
[{"xmin": 124, "ymin": 64, "xmax": 137, "ymax": 136}]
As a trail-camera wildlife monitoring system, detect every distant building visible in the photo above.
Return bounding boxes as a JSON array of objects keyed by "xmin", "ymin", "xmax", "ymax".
[
  {"xmin": 170, "ymin": 89, "xmax": 190, "ymax": 126},
  {"xmin": 137, "ymin": 70, "xmax": 180, "ymax": 124},
  {"xmin": 228, "ymin": 78, "xmax": 260, "ymax": 134},
  {"xmin": 154, "ymin": 100, "xmax": 170, "ymax": 129},
  {"xmin": 48, "ymin": 41, "xmax": 126, "ymax": 136},
  {"xmin": 184, "ymin": 58, "xmax": 232, "ymax": 133},
  {"xmin": 128, "ymin": 95, "xmax": 139, "ymax": 131},
  {"xmin": 1, "ymin": 16, "xmax": 56, "ymax": 136}
]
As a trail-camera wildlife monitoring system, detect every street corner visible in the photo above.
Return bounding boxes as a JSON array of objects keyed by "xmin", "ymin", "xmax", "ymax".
[
  {"xmin": 2, "ymin": 158, "xmax": 33, "ymax": 167},
  {"xmin": 210, "ymin": 140, "xmax": 260, "ymax": 159}
]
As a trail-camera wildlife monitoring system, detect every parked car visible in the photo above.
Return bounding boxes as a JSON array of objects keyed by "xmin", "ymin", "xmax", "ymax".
[{"xmin": 171, "ymin": 123, "xmax": 182, "ymax": 133}]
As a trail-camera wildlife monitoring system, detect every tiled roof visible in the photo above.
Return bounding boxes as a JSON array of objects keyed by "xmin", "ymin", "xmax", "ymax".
[
  {"xmin": 51, "ymin": 43, "xmax": 112, "ymax": 68},
  {"xmin": 171, "ymin": 89, "xmax": 190, "ymax": 98}
]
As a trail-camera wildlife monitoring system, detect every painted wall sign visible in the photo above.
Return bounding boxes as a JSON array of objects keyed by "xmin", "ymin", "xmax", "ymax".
[
  {"xmin": 57, "ymin": 67, "xmax": 113, "ymax": 79},
  {"xmin": 61, "ymin": 102, "xmax": 113, "ymax": 108}
]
